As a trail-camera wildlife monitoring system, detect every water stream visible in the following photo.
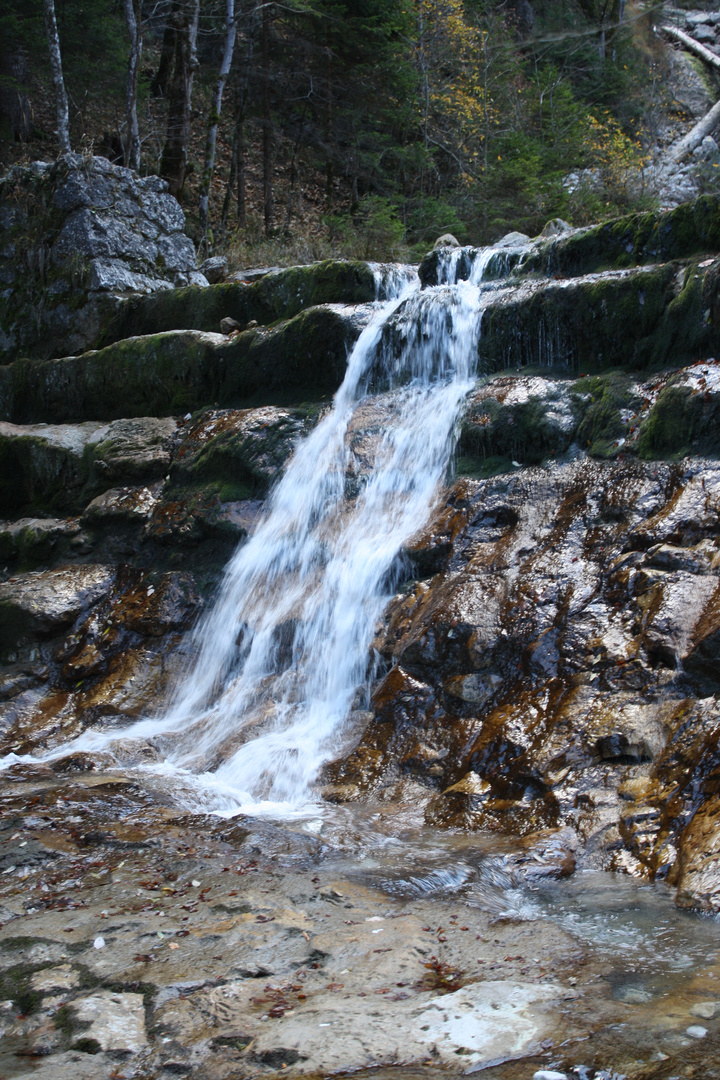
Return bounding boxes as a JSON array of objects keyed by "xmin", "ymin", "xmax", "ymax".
[{"xmin": 33, "ymin": 245, "xmax": 518, "ymax": 814}]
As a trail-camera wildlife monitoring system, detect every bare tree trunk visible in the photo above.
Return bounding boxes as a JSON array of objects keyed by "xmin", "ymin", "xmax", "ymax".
[
  {"xmin": 220, "ymin": 125, "xmax": 238, "ymax": 239},
  {"xmin": 151, "ymin": 1, "xmax": 178, "ymax": 97},
  {"xmin": 123, "ymin": 0, "xmax": 143, "ymax": 171},
  {"xmin": 160, "ymin": 0, "xmax": 200, "ymax": 196},
  {"xmin": 325, "ymin": 29, "xmax": 333, "ymax": 210},
  {"xmin": 237, "ymin": 117, "xmax": 247, "ymax": 228},
  {"xmin": 262, "ymin": 1, "xmax": 273, "ymax": 236},
  {"xmin": 669, "ymin": 97, "xmax": 720, "ymax": 162},
  {"xmin": 42, "ymin": 0, "xmax": 70, "ymax": 154},
  {"xmin": 199, "ymin": 0, "xmax": 238, "ymax": 246},
  {"xmin": 661, "ymin": 24, "xmax": 720, "ymax": 73}
]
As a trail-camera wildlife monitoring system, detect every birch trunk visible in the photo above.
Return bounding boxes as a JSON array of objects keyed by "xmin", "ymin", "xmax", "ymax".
[
  {"xmin": 123, "ymin": 0, "xmax": 143, "ymax": 171},
  {"xmin": 42, "ymin": 0, "xmax": 70, "ymax": 154},
  {"xmin": 160, "ymin": 0, "xmax": 200, "ymax": 196},
  {"xmin": 262, "ymin": 1, "xmax": 273, "ymax": 235},
  {"xmin": 669, "ymin": 97, "xmax": 720, "ymax": 162},
  {"xmin": 199, "ymin": 0, "xmax": 238, "ymax": 244},
  {"xmin": 661, "ymin": 24, "xmax": 720, "ymax": 72}
]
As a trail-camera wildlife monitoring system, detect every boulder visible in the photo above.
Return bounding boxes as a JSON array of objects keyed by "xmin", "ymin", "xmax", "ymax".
[
  {"xmin": 0, "ymin": 564, "xmax": 115, "ymax": 649},
  {"xmin": 433, "ymin": 233, "xmax": 460, "ymax": 248},
  {"xmin": 0, "ymin": 416, "xmax": 178, "ymax": 513},
  {"xmin": 199, "ymin": 255, "xmax": 228, "ymax": 283},
  {"xmin": 0, "ymin": 154, "xmax": 206, "ymax": 363}
]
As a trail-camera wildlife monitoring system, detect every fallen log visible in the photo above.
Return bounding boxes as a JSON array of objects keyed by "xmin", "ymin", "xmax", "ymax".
[
  {"xmin": 668, "ymin": 97, "xmax": 720, "ymax": 161},
  {"xmin": 661, "ymin": 23, "xmax": 720, "ymax": 72}
]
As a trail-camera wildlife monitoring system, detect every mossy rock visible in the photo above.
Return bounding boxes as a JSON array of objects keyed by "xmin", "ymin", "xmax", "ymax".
[
  {"xmin": 170, "ymin": 405, "xmax": 315, "ymax": 495},
  {"xmin": 101, "ymin": 259, "xmax": 377, "ymax": 344},
  {"xmin": 458, "ymin": 376, "xmax": 577, "ymax": 467},
  {"xmin": 569, "ymin": 372, "xmax": 642, "ymax": 458},
  {"xmin": 636, "ymin": 382, "xmax": 720, "ymax": 459},
  {"xmin": 478, "ymin": 263, "xmax": 686, "ymax": 374},
  {"xmin": 523, "ymin": 195, "xmax": 720, "ymax": 278},
  {"xmin": 1, "ymin": 305, "xmax": 360, "ymax": 425}
]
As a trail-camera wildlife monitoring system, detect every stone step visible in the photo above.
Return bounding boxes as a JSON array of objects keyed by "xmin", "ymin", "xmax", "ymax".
[
  {"xmin": 0, "ymin": 304, "xmax": 367, "ymax": 425},
  {"xmin": 419, "ymin": 193, "xmax": 720, "ymax": 284},
  {"xmin": 100, "ymin": 258, "xmax": 379, "ymax": 346},
  {"xmin": 0, "ymin": 404, "xmax": 310, "ymax": 538},
  {"xmin": 476, "ymin": 260, "xmax": 719, "ymax": 373}
]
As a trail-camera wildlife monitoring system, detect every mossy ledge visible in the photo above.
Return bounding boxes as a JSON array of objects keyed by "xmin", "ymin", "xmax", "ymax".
[
  {"xmin": 526, "ymin": 194, "xmax": 720, "ymax": 278},
  {"xmin": 99, "ymin": 259, "xmax": 377, "ymax": 346},
  {"xmin": 419, "ymin": 195, "xmax": 720, "ymax": 285},
  {"xmin": 0, "ymin": 305, "xmax": 360, "ymax": 424},
  {"xmin": 477, "ymin": 261, "xmax": 720, "ymax": 374}
]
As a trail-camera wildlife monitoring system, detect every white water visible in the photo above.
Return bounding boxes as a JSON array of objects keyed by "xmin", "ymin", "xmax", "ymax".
[{"xmin": 5, "ymin": 248, "xmax": 511, "ymax": 814}]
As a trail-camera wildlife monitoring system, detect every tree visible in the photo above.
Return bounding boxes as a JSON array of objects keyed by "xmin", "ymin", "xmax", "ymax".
[
  {"xmin": 261, "ymin": 0, "xmax": 273, "ymax": 234},
  {"xmin": 122, "ymin": 0, "xmax": 143, "ymax": 171},
  {"xmin": 199, "ymin": 0, "xmax": 238, "ymax": 245},
  {"xmin": 160, "ymin": 0, "xmax": 200, "ymax": 196},
  {"xmin": 42, "ymin": 0, "xmax": 70, "ymax": 153}
]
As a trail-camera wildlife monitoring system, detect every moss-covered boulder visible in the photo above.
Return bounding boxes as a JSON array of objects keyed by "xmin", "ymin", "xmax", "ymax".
[
  {"xmin": 637, "ymin": 369, "xmax": 720, "ymax": 459},
  {"xmin": 457, "ymin": 375, "xmax": 577, "ymax": 475},
  {"xmin": 477, "ymin": 263, "xmax": 709, "ymax": 374},
  {"xmin": 524, "ymin": 195, "xmax": 720, "ymax": 278},
  {"xmin": 0, "ymin": 304, "xmax": 361, "ymax": 425},
  {"xmin": 0, "ymin": 564, "xmax": 116, "ymax": 651},
  {"xmin": 100, "ymin": 259, "xmax": 378, "ymax": 345},
  {"xmin": 170, "ymin": 405, "xmax": 316, "ymax": 497}
]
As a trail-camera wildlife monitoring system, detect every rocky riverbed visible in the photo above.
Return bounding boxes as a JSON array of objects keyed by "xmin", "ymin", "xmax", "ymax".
[{"xmin": 4, "ymin": 162, "xmax": 720, "ymax": 1078}]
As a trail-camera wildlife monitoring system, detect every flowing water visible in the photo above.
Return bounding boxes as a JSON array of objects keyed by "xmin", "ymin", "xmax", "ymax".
[
  {"xmin": 3, "ymin": 247, "xmax": 720, "ymax": 1079},
  {"xmin": 31, "ymin": 246, "xmax": 517, "ymax": 814}
]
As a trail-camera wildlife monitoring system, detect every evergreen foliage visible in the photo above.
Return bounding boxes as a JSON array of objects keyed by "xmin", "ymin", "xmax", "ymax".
[{"xmin": 0, "ymin": 0, "xmax": 680, "ymax": 254}]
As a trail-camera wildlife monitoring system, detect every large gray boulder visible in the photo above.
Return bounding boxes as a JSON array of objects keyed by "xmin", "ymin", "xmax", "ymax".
[{"xmin": 0, "ymin": 154, "xmax": 208, "ymax": 363}]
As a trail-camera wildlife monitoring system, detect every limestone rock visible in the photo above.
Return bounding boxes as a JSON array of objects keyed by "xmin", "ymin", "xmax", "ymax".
[
  {"xmin": 0, "ymin": 154, "xmax": 206, "ymax": 363},
  {"xmin": 0, "ymin": 416, "xmax": 177, "ymax": 514},
  {"xmin": 81, "ymin": 484, "xmax": 160, "ymax": 523},
  {"xmin": 71, "ymin": 991, "xmax": 147, "ymax": 1052},
  {"xmin": 433, "ymin": 233, "xmax": 460, "ymax": 248},
  {"xmin": 200, "ymin": 255, "xmax": 229, "ymax": 283},
  {"xmin": 0, "ymin": 564, "xmax": 115, "ymax": 648},
  {"xmin": 675, "ymin": 795, "xmax": 720, "ymax": 912}
]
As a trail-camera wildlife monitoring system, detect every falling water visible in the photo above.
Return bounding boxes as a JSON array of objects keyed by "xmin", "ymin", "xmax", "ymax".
[{"xmin": 16, "ymin": 247, "xmax": 518, "ymax": 813}]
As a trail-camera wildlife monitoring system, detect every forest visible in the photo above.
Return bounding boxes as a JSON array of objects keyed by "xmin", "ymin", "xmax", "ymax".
[{"xmin": 0, "ymin": 0, "xmax": 709, "ymax": 263}]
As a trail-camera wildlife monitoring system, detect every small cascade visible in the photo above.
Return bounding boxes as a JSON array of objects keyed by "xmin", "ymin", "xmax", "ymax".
[{"xmin": 29, "ymin": 246, "xmax": 529, "ymax": 814}]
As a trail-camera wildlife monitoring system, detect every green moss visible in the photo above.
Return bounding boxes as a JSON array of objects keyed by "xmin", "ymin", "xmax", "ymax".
[
  {"xmin": 2, "ymin": 307, "xmax": 358, "ymax": 424},
  {"xmin": 522, "ymin": 195, "xmax": 720, "ymax": 278},
  {"xmin": 455, "ymin": 453, "xmax": 516, "ymax": 478},
  {"xmin": 73, "ymin": 1037, "xmax": 102, "ymax": 1054},
  {"xmin": 0, "ymin": 962, "xmax": 46, "ymax": 1015},
  {"xmin": 459, "ymin": 388, "xmax": 574, "ymax": 467},
  {"xmin": 100, "ymin": 260, "xmax": 377, "ymax": 346},
  {"xmin": 571, "ymin": 372, "xmax": 640, "ymax": 458},
  {"xmin": 479, "ymin": 264, "xmax": 677, "ymax": 374},
  {"xmin": 216, "ymin": 480, "xmax": 254, "ymax": 502},
  {"xmin": 635, "ymin": 383, "xmax": 720, "ymax": 459}
]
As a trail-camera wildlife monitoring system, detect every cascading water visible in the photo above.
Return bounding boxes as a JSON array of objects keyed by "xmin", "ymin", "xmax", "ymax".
[{"xmin": 14, "ymin": 247, "xmax": 520, "ymax": 814}]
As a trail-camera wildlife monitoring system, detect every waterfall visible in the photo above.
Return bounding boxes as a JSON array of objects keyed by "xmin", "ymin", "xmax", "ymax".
[{"xmin": 16, "ymin": 247, "xmax": 520, "ymax": 814}]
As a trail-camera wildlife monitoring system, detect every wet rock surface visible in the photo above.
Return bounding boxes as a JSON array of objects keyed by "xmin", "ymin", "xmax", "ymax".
[
  {"xmin": 5, "ymin": 191, "xmax": 720, "ymax": 1078},
  {"xmin": 0, "ymin": 780, "xmax": 718, "ymax": 1080}
]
